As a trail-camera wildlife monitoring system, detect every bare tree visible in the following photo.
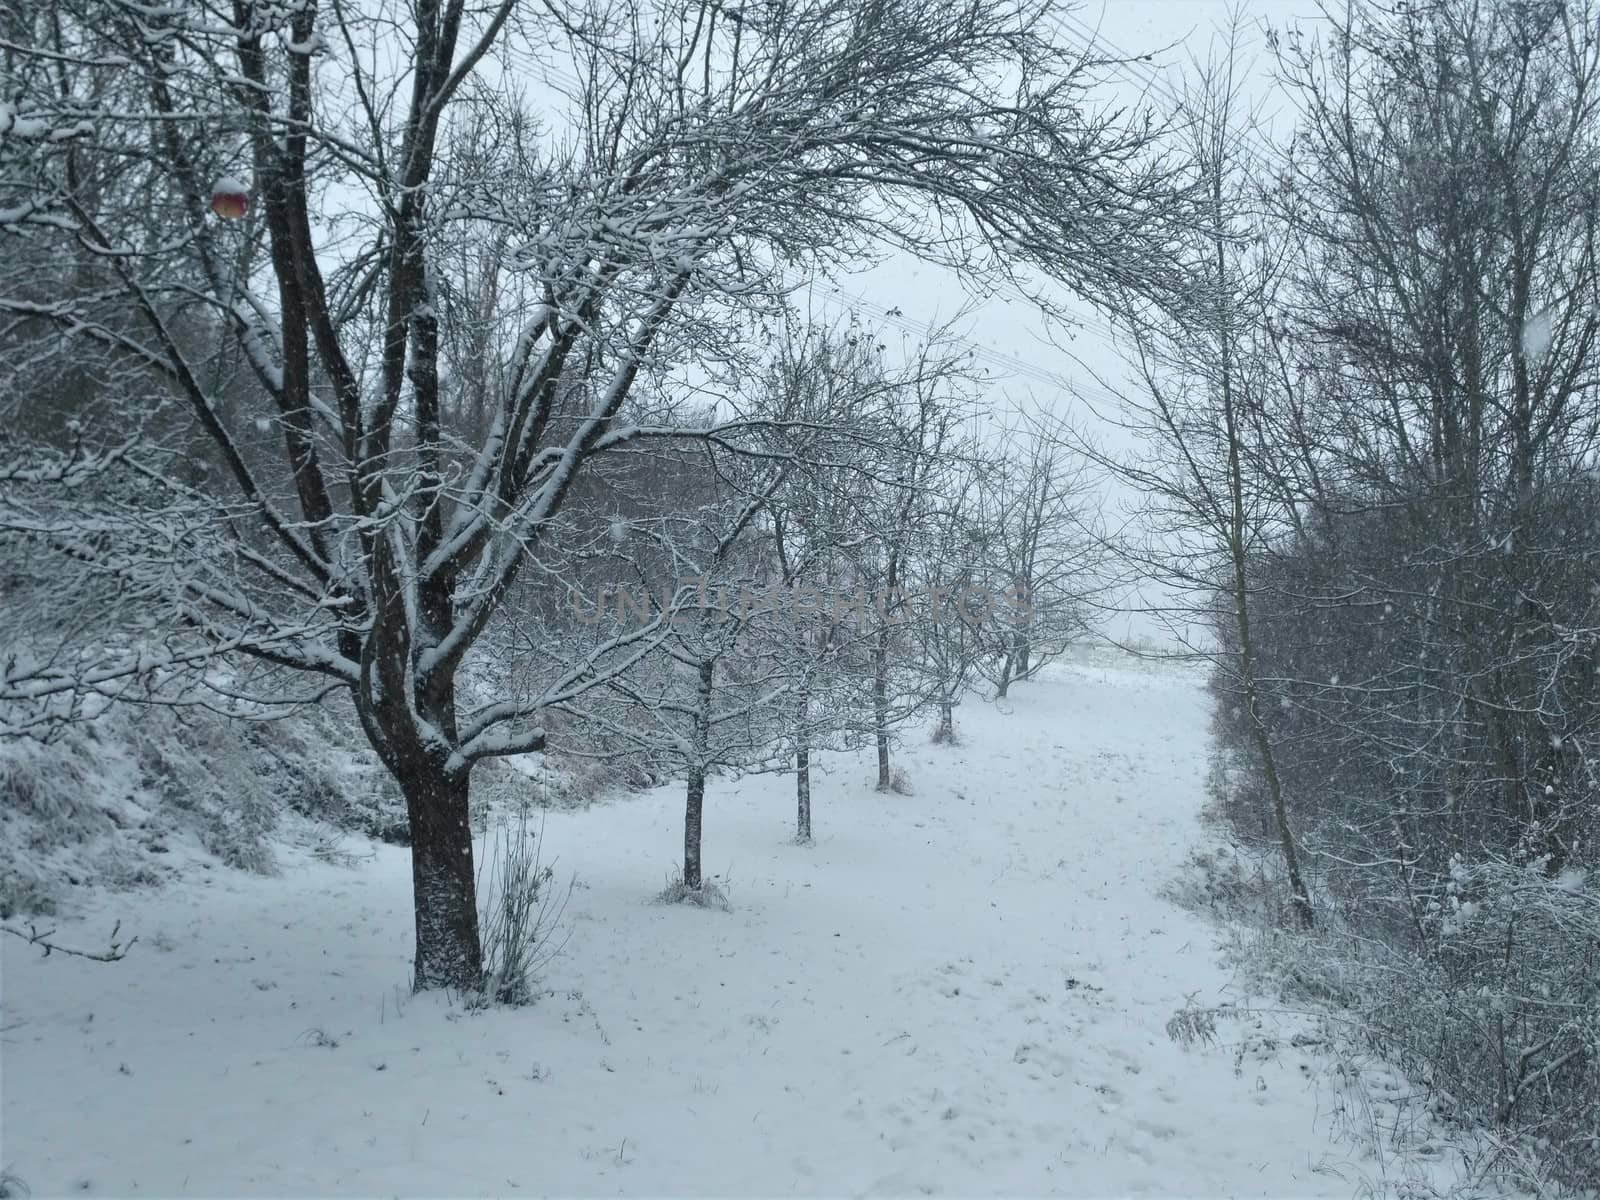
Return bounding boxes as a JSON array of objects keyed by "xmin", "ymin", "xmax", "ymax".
[
  {"xmin": 1, "ymin": 0, "xmax": 1192, "ymax": 988},
  {"xmin": 983, "ymin": 413, "xmax": 1101, "ymax": 698},
  {"xmin": 852, "ymin": 337, "xmax": 982, "ymax": 787},
  {"xmin": 574, "ymin": 450, "xmax": 796, "ymax": 896},
  {"xmin": 1080, "ymin": 27, "xmax": 1315, "ymax": 927},
  {"xmin": 759, "ymin": 322, "xmax": 896, "ymax": 842},
  {"xmin": 908, "ymin": 451, "xmax": 995, "ymax": 743}
]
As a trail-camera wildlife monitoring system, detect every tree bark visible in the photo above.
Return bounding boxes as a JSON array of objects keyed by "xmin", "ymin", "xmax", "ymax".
[
  {"xmin": 796, "ymin": 745, "xmax": 812, "ymax": 842},
  {"xmin": 683, "ymin": 658, "xmax": 714, "ymax": 890},
  {"xmin": 795, "ymin": 687, "xmax": 813, "ymax": 842},
  {"xmin": 1238, "ymin": 666, "xmax": 1315, "ymax": 929},
  {"xmin": 873, "ymin": 627, "xmax": 891, "ymax": 790},
  {"xmin": 359, "ymin": 660, "xmax": 484, "ymax": 991},
  {"xmin": 684, "ymin": 765, "xmax": 705, "ymax": 891},
  {"xmin": 399, "ymin": 756, "xmax": 484, "ymax": 990}
]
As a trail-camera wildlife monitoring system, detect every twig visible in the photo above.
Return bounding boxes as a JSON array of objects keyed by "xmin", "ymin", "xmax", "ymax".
[{"xmin": 1, "ymin": 919, "xmax": 136, "ymax": 962}]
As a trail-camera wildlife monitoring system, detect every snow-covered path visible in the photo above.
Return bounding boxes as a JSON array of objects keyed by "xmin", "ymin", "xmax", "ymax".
[{"xmin": 3, "ymin": 656, "xmax": 1370, "ymax": 1197}]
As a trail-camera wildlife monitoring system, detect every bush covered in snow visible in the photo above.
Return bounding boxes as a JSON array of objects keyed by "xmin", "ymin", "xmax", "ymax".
[
  {"xmin": 0, "ymin": 721, "xmax": 162, "ymax": 917},
  {"xmin": 1193, "ymin": 797, "xmax": 1600, "ymax": 1188},
  {"xmin": 1340, "ymin": 859, "xmax": 1600, "ymax": 1184},
  {"xmin": 0, "ymin": 698, "xmax": 407, "ymax": 916}
]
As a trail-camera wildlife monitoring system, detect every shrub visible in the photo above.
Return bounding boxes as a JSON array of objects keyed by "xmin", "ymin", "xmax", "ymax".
[
  {"xmin": 2, "ymin": 697, "xmax": 408, "ymax": 913},
  {"xmin": 476, "ymin": 805, "xmax": 571, "ymax": 1006},
  {"xmin": 1208, "ymin": 843, "xmax": 1600, "ymax": 1191},
  {"xmin": 132, "ymin": 714, "xmax": 278, "ymax": 874},
  {"xmin": 655, "ymin": 869, "xmax": 731, "ymax": 911}
]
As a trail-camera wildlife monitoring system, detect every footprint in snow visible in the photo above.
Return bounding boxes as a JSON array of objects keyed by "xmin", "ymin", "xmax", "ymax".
[
  {"xmin": 1132, "ymin": 1118, "xmax": 1180, "ymax": 1142},
  {"xmin": 1012, "ymin": 1042, "xmax": 1072, "ymax": 1078}
]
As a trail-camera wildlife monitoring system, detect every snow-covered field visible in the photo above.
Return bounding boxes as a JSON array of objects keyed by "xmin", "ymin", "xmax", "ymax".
[{"xmin": 2, "ymin": 654, "xmax": 1445, "ymax": 1197}]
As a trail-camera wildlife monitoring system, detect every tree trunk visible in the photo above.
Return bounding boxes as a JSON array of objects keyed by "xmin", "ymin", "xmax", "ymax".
[
  {"xmin": 684, "ymin": 764, "xmax": 705, "ymax": 890},
  {"xmin": 934, "ymin": 699, "xmax": 955, "ymax": 743},
  {"xmin": 399, "ymin": 757, "xmax": 484, "ymax": 990},
  {"xmin": 796, "ymin": 745, "xmax": 812, "ymax": 843},
  {"xmin": 1215, "ymin": 183, "xmax": 1313, "ymax": 931},
  {"xmin": 683, "ymin": 658, "xmax": 714, "ymax": 890},
  {"xmin": 1242, "ymin": 681, "xmax": 1314, "ymax": 929},
  {"xmin": 790, "ymin": 684, "xmax": 812, "ymax": 844},
  {"xmin": 996, "ymin": 650, "xmax": 1014, "ymax": 698},
  {"xmin": 873, "ymin": 627, "xmax": 891, "ymax": 790}
]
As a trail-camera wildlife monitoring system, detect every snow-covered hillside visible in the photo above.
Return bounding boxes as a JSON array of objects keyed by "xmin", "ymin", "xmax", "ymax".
[{"xmin": 2, "ymin": 654, "xmax": 1458, "ymax": 1197}]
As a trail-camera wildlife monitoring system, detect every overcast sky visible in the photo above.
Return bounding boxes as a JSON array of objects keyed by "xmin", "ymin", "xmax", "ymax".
[
  {"xmin": 819, "ymin": 0, "xmax": 1331, "ymax": 644},
  {"xmin": 829, "ymin": 0, "xmax": 1327, "ymax": 404}
]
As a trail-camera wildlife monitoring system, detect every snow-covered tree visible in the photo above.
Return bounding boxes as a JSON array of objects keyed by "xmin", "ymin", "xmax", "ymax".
[
  {"xmin": 982, "ymin": 415, "xmax": 1101, "ymax": 698},
  {"xmin": 0, "ymin": 0, "xmax": 1191, "ymax": 989},
  {"xmin": 1084, "ymin": 29, "xmax": 1315, "ymax": 927},
  {"xmin": 756, "ymin": 321, "xmax": 897, "ymax": 842},
  {"xmin": 845, "ymin": 335, "xmax": 983, "ymax": 788}
]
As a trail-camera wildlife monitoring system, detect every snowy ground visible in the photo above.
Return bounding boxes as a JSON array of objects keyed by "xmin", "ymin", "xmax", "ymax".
[{"xmin": 3, "ymin": 653, "xmax": 1456, "ymax": 1197}]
